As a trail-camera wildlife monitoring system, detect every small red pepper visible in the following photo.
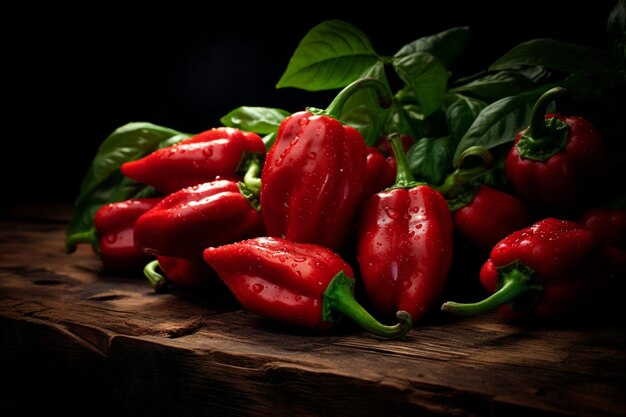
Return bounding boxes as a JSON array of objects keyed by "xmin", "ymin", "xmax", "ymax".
[
  {"xmin": 441, "ymin": 218, "xmax": 613, "ymax": 319},
  {"xmin": 375, "ymin": 133, "xmax": 413, "ymax": 157},
  {"xmin": 121, "ymin": 127, "xmax": 265, "ymax": 194},
  {"xmin": 361, "ymin": 146, "xmax": 397, "ymax": 203},
  {"xmin": 436, "ymin": 146, "xmax": 534, "ymax": 253},
  {"xmin": 577, "ymin": 207, "xmax": 626, "ymax": 250},
  {"xmin": 144, "ymin": 255, "xmax": 221, "ymax": 292},
  {"xmin": 357, "ymin": 133, "xmax": 454, "ymax": 322},
  {"xmin": 134, "ymin": 178, "xmax": 264, "ymax": 261},
  {"xmin": 261, "ymin": 78, "xmax": 390, "ymax": 250},
  {"xmin": 505, "ymin": 87, "xmax": 608, "ymax": 214},
  {"xmin": 203, "ymin": 237, "xmax": 411, "ymax": 337},
  {"xmin": 577, "ymin": 207, "xmax": 626, "ymax": 280},
  {"xmin": 66, "ymin": 197, "xmax": 162, "ymax": 272}
]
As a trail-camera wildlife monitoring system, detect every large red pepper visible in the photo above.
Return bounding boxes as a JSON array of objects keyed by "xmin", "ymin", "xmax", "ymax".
[
  {"xmin": 261, "ymin": 78, "xmax": 390, "ymax": 250},
  {"xmin": 441, "ymin": 218, "xmax": 613, "ymax": 319},
  {"xmin": 436, "ymin": 146, "xmax": 534, "ymax": 253},
  {"xmin": 357, "ymin": 133, "xmax": 454, "ymax": 322},
  {"xmin": 66, "ymin": 197, "xmax": 162, "ymax": 272},
  {"xmin": 505, "ymin": 87, "xmax": 608, "ymax": 214},
  {"xmin": 134, "ymin": 177, "xmax": 264, "ymax": 261},
  {"xmin": 121, "ymin": 127, "xmax": 265, "ymax": 194},
  {"xmin": 144, "ymin": 255, "xmax": 221, "ymax": 292},
  {"xmin": 203, "ymin": 237, "xmax": 411, "ymax": 337}
]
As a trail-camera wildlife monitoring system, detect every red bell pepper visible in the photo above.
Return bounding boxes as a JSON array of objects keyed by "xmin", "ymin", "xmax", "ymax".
[
  {"xmin": 203, "ymin": 237, "xmax": 412, "ymax": 337},
  {"xmin": 441, "ymin": 218, "xmax": 613, "ymax": 319},
  {"xmin": 260, "ymin": 78, "xmax": 390, "ymax": 250},
  {"xmin": 436, "ymin": 146, "xmax": 534, "ymax": 253},
  {"xmin": 134, "ymin": 178, "xmax": 264, "ymax": 261},
  {"xmin": 357, "ymin": 133, "xmax": 454, "ymax": 322},
  {"xmin": 66, "ymin": 197, "xmax": 162, "ymax": 272},
  {"xmin": 505, "ymin": 87, "xmax": 608, "ymax": 214},
  {"xmin": 121, "ymin": 127, "xmax": 265, "ymax": 194},
  {"xmin": 144, "ymin": 255, "xmax": 221, "ymax": 292}
]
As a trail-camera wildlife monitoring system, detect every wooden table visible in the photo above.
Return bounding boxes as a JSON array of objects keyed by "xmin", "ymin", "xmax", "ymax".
[{"xmin": 1, "ymin": 204, "xmax": 624, "ymax": 417}]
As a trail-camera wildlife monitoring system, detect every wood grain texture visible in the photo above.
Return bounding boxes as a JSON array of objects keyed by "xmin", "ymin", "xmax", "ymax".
[{"xmin": 1, "ymin": 204, "xmax": 625, "ymax": 417}]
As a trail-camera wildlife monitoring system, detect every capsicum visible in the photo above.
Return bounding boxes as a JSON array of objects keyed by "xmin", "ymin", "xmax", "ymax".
[
  {"xmin": 121, "ymin": 127, "xmax": 265, "ymax": 194},
  {"xmin": 144, "ymin": 255, "xmax": 221, "ymax": 292},
  {"xmin": 203, "ymin": 236, "xmax": 412, "ymax": 337},
  {"xmin": 357, "ymin": 133, "xmax": 454, "ymax": 322},
  {"xmin": 261, "ymin": 78, "xmax": 390, "ymax": 250},
  {"xmin": 65, "ymin": 197, "xmax": 162, "ymax": 272},
  {"xmin": 505, "ymin": 87, "xmax": 608, "ymax": 214},
  {"xmin": 134, "ymin": 176, "xmax": 264, "ymax": 261},
  {"xmin": 441, "ymin": 218, "xmax": 614, "ymax": 319},
  {"xmin": 436, "ymin": 146, "xmax": 534, "ymax": 253}
]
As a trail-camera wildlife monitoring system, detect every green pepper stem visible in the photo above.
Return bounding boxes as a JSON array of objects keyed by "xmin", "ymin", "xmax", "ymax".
[
  {"xmin": 387, "ymin": 133, "xmax": 423, "ymax": 189},
  {"xmin": 323, "ymin": 271, "xmax": 412, "ymax": 338},
  {"xmin": 65, "ymin": 228, "xmax": 98, "ymax": 253},
  {"xmin": 144, "ymin": 259, "xmax": 168, "ymax": 293},
  {"xmin": 441, "ymin": 261, "xmax": 542, "ymax": 316},
  {"xmin": 435, "ymin": 146, "xmax": 494, "ymax": 199},
  {"xmin": 527, "ymin": 87, "xmax": 569, "ymax": 139},
  {"xmin": 323, "ymin": 77, "xmax": 392, "ymax": 119},
  {"xmin": 243, "ymin": 155, "xmax": 262, "ymax": 197}
]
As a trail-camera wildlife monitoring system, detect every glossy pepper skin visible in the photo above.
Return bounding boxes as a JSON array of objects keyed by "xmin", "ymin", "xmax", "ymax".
[
  {"xmin": 357, "ymin": 134, "xmax": 454, "ymax": 322},
  {"xmin": 577, "ymin": 207, "xmax": 626, "ymax": 249},
  {"xmin": 91, "ymin": 197, "xmax": 162, "ymax": 272},
  {"xmin": 144, "ymin": 255, "xmax": 220, "ymax": 292},
  {"xmin": 134, "ymin": 179, "xmax": 264, "ymax": 260},
  {"xmin": 203, "ymin": 237, "xmax": 412, "ymax": 337},
  {"xmin": 577, "ymin": 207, "xmax": 626, "ymax": 280},
  {"xmin": 505, "ymin": 87, "xmax": 608, "ymax": 214},
  {"xmin": 452, "ymin": 185, "xmax": 534, "ymax": 253},
  {"xmin": 361, "ymin": 146, "xmax": 397, "ymax": 203},
  {"xmin": 121, "ymin": 127, "xmax": 265, "ymax": 194},
  {"xmin": 437, "ymin": 147, "xmax": 534, "ymax": 253},
  {"xmin": 261, "ymin": 78, "xmax": 390, "ymax": 250},
  {"xmin": 442, "ymin": 218, "xmax": 613, "ymax": 319}
]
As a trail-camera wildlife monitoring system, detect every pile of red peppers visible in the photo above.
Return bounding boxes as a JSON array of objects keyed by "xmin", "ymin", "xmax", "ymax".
[{"xmin": 68, "ymin": 81, "xmax": 625, "ymax": 337}]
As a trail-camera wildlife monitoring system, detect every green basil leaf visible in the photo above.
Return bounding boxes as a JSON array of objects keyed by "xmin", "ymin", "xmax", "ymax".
[
  {"xmin": 454, "ymin": 85, "xmax": 553, "ymax": 161},
  {"xmin": 339, "ymin": 62, "xmax": 391, "ymax": 145},
  {"xmin": 220, "ymin": 106, "xmax": 290, "ymax": 134},
  {"xmin": 392, "ymin": 52, "xmax": 448, "ymax": 117},
  {"xmin": 66, "ymin": 123, "xmax": 190, "ymax": 250},
  {"xmin": 262, "ymin": 132, "xmax": 277, "ymax": 150},
  {"xmin": 407, "ymin": 136, "xmax": 455, "ymax": 184},
  {"xmin": 276, "ymin": 20, "xmax": 381, "ymax": 91},
  {"xmin": 607, "ymin": 0, "xmax": 626, "ymax": 70},
  {"xmin": 395, "ymin": 26, "xmax": 470, "ymax": 67},
  {"xmin": 444, "ymin": 93, "xmax": 487, "ymax": 144},
  {"xmin": 490, "ymin": 39, "xmax": 620, "ymax": 79},
  {"xmin": 450, "ymin": 71, "xmax": 536, "ymax": 101}
]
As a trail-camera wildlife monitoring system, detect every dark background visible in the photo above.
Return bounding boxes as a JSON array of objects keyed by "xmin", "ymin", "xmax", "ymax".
[{"xmin": 4, "ymin": 3, "xmax": 617, "ymax": 204}]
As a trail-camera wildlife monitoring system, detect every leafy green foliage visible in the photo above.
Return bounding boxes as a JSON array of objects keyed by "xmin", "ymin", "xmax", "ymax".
[
  {"xmin": 220, "ymin": 106, "xmax": 290, "ymax": 134},
  {"xmin": 276, "ymin": 20, "xmax": 381, "ymax": 91},
  {"xmin": 490, "ymin": 39, "xmax": 620, "ymax": 79}
]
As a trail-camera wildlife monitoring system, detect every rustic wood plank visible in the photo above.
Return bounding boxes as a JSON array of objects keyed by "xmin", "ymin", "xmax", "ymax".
[{"xmin": 1, "ymin": 205, "xmax": 625, "ymax": 416}]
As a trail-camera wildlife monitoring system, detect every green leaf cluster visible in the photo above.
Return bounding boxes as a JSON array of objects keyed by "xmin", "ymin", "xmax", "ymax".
[{"xmin": 270, "ymin": 5, "xmax": 625, "ymax": 184}]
